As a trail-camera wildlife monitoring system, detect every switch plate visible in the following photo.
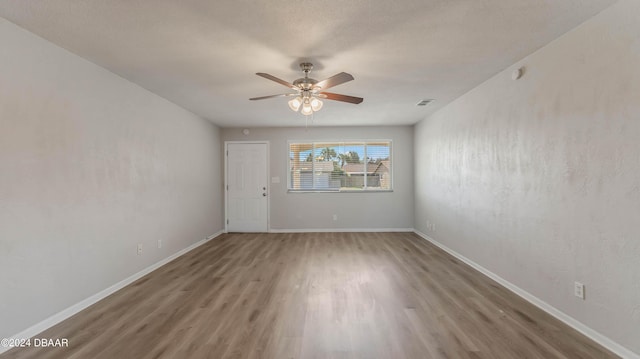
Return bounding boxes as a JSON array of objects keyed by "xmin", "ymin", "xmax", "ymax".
[
  {"xmin": 574, "ymin": 282, "xmax": 585, "ymax": 299},
  {"xmin": 137, "ymin": 243, "xmax": 143, "ymax": 255},
  {"xmin": 157, "ymin": 240, "xmax": 162, "ymax": 249}
]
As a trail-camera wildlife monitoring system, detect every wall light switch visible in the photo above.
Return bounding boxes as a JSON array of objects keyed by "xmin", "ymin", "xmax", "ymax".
[{"xmin": 574, "ymin": 282, "xmax": 585, "ymax": 300}]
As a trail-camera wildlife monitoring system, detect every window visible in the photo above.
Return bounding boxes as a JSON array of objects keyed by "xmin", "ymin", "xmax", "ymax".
[{"xmin": 288, "ymin": 140, "xmax": 392, "ymax": 192}]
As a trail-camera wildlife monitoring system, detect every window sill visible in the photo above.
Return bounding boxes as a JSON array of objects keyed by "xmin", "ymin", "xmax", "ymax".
[{"xmin": 287, "ymin": 189, "xmax": 394, "ymax": 193}]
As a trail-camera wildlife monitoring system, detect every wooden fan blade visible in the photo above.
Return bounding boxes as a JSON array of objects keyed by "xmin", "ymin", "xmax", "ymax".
[
  {"xmin": 249, "ymin": 93, "xmax": 296, "ymax": 100},
  {"xmin": 319, "ymin": 92, "xmax": 363, "ymax": 104},
  {"xmin": 256, "ymin": 73, "xmax": 297, "ymax": 89},
  {"xmin": 314, "ymin": 72, "xmax": 354, "ymax": 91}
]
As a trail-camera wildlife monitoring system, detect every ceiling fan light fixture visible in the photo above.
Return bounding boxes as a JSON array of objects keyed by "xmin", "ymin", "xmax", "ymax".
[
  {"xmin": 288, "ymin": 97, "xmax": 302, "ymax": 111},
  {"xmin": 250, "ymin": 62, "xmax": 363, "ymax": 118},
  {"xmin": 310, "ymin": 98, "xmax": 323, "ymax": 111}
]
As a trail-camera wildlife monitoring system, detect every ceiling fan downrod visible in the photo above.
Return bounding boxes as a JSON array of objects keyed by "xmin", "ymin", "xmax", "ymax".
[{"xmin": 293, "ymin": 63, "xmax": 317, "ymax": 90}]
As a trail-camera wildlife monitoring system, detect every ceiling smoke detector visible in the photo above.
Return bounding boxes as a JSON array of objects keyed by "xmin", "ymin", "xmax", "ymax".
[{"xmin": 416, "ymin": 99, "xmax": 434, "ymax": 107}]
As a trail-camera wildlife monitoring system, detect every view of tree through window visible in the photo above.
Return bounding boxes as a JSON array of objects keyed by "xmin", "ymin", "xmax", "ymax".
[{"xmin": 289, "ymin": 141, "xmax": 392, "ymax": 191}]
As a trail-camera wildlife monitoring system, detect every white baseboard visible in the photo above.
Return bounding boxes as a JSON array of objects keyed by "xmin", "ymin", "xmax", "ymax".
[
  {"xmin": 269, "ymin": 228, "xmax": 414, "ymax": 233},
  {"xmin": 1, "ymin": 230, "xmax": 224, "ymax": 355},
  {"xmin": 413, "ymin": 230, "xmax": 639, "ymax": 359}
]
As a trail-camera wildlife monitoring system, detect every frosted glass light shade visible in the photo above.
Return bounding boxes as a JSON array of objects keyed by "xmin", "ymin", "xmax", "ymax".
[
  {"xmin": 301, "ymin": 103, "xmax": 313, "ymax": 115},
  {"xmin": 310, "ymin": 98, "xmax": 323, "ymax": 111},
  {"xmin": 288, "ymin": 97, "xmax": 302, "ymax": 111}
]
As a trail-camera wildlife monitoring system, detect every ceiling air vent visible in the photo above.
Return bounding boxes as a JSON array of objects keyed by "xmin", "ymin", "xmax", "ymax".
[{"xmin": 416, "ymin": 99, "xmax": 434, "ymax": 107}]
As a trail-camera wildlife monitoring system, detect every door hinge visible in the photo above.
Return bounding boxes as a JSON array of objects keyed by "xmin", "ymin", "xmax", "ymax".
[
  {"xmin": 226, "ymin": 185, "xmax": 229, "ymax": 190},
  {"xmin": 226, "ymin": 150, "xmax": 228, "ymax": 156},
  {"xmin": 226, "ymin": 219, "xmax": 229, "ymax": 224}
]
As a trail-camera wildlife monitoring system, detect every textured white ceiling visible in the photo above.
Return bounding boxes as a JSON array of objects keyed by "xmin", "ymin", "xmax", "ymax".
[{"xmin": 0, "ymin": 0, "xmax": 616, "ymax": 127}]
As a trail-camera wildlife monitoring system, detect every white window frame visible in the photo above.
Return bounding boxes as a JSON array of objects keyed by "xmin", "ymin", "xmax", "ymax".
[{"xmin": 287, "ymin": 139, "xmax": 393, "ymax": 193}]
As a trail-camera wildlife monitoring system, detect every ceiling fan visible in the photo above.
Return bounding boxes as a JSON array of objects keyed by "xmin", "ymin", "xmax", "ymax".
[{"xmin": 250, "ymin": 62, "xmax": 363, "ymax": 115}]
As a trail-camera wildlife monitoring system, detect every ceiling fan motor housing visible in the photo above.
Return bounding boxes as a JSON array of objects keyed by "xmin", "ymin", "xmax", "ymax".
[{"xmin": 293, "ymin": 77, "xmax": 318, "ymax": 90}]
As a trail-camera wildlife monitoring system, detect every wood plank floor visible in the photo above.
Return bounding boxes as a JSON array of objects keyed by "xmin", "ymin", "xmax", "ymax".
[{"xmin": 2, "ymin": 232, "xmax": 618, "ymax": 359}]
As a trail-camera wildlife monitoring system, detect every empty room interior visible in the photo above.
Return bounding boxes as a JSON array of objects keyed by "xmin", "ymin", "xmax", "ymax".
[{"xmin": 1, "ymin": 1, "xmax": 639, "ymax": 358}]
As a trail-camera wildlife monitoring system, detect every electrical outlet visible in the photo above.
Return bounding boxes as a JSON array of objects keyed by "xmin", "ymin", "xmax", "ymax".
[
  {"xmin": 157, "ymin": 240, "xmax": 162, "ymax": 249},
  {"xmin": 333, "ymin": 214, "xmax": 338, "ymax": 221},
  {"xmin": 426, "ymin": 221, "xmax": 436, "ymax": 232},
  {"xmin": 574, "ymin": 281, "xmax": 585, "ymax": 299},
  {"xmin": 137, "ymin": 243, "xmax": 143, "ymax": 256}
]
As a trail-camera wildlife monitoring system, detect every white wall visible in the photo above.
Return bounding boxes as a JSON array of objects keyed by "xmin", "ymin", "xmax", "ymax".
[
  {"xmin": 414, "ymin": 0, "xmax": 640, "ymax": 355},
  {"xmin": 222, "ymin": 126, "xmax": 414, "ymax": 231},
  {"xmin": 0, "ymin": 18, "xmax": 224, "ymax": 339}
]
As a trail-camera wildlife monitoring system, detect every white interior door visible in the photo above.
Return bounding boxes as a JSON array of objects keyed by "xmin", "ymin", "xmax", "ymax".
[{"xmin": 226, "ymin": 142, "xmax": 268, "ymax": 232}]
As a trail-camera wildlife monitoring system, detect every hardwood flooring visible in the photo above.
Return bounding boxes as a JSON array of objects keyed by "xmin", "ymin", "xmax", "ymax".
[{"xmin": 2, "ymin": 232, "xmax": 618, "ymax": 359}]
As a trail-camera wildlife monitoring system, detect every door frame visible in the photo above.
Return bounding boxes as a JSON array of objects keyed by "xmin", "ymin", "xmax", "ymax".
[{"xmin": 224, "ymin": 141, "xmax": 270, "ymax": 233}]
